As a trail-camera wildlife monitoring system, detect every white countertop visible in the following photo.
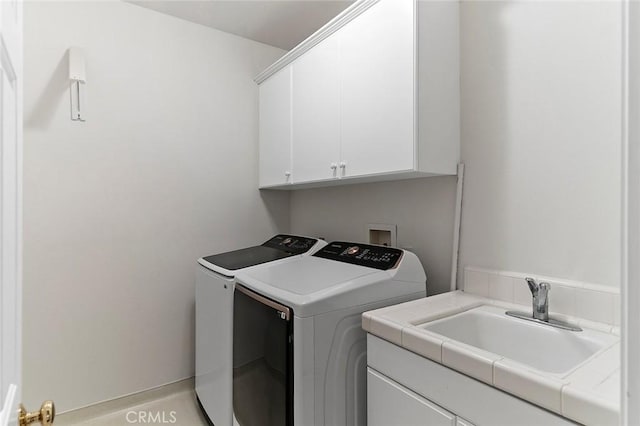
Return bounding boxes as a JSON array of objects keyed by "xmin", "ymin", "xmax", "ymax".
[{"xmin": 362, "ymin": 291, "xmax": 620, "ymax": 426}]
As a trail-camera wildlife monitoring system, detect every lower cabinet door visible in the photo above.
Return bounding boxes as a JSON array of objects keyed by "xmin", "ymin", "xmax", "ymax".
[{"xmin": 367, "ymin": 368, "xmax": 456, "ymax": 426}]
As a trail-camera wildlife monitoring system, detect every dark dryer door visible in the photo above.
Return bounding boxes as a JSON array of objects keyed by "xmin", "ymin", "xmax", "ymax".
[{"xmin": 233, "ymin": 285, "xmax": 293, "ymax": 426}]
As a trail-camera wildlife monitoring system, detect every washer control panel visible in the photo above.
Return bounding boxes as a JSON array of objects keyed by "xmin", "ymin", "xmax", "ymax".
[
  {"xmin": 313, "ymin": 241, "xmax": 403, "ymax": 270},
  {"xmin": 262, "ymin": 234, "xmax": 319, "ymax": 254}
]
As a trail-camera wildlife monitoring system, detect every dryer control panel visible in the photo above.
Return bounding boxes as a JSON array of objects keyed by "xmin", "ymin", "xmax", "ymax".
[
  {"xmin": 313, "ymin": 241, "xmax": 403, "ymax": 270},
  {"xmin": 262, "ymin": 234, "xmax": 320, "ymax": 254}
]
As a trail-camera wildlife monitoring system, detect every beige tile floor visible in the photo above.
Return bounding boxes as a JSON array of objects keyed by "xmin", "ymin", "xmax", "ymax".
[{"xmin": 56, "ymin": 380, "xmax": 209, "ymax": 426}]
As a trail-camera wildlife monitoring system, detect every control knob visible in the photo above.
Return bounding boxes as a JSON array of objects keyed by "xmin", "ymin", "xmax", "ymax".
[{"xmin": 346, "ymin": 246, "xmax": 360, "ymax": 255}]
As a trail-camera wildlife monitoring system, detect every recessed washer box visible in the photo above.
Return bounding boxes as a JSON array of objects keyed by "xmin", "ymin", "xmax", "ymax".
[{"xmin": 367, "ymin": 223, "xmax": 397, "ymax": 247}]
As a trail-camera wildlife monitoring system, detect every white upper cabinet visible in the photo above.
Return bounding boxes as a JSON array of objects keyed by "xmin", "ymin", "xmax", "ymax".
[
  {"xmin": 256, "ymin": 0, "xmax": 459, "ymax": 189},
  {"xmin": 340, "ymin": 0, "xmax": 415, "ymax": 178},
  {"xmin": 259, "ymin": 66, "xmax": 292, "ymax": 187},
  {"xmin": 292, "ymin": 34, "xmax": 341, "ymax": 183}
]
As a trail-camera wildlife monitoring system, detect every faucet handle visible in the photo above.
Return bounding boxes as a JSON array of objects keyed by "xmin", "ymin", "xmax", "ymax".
[{"xmin": 525, "ymin": 277, "xmax": 538, "ymax": 295}]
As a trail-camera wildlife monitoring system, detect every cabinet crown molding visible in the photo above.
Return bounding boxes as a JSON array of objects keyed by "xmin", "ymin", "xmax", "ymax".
[{"xmin": 254, "ymin": 0, "xmax": 381, "ymax": 84}]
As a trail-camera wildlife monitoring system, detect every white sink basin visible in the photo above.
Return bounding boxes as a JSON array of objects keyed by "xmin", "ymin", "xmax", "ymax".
[{"xmin": 421, "ymin": 305, "xmax": 617, "ymax": 375}]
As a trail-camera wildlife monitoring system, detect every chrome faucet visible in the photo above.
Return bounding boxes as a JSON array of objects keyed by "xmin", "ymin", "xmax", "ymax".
[
  {"xmin": 526, "ymin": 277, "xmax": 550, "ymax": 321},
  {"xmin": 506, "ymin": 278, "xmax": 582, "ymax": 331}
]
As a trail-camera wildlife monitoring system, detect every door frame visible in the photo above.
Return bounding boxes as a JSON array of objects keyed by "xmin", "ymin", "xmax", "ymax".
[
  {"xmin": 622, "ymin": 0, "xmax": 639, "ymax": 423},
  {"xmin": 0, "ymin": 0, "xmax": 23, "ymax": 423}
]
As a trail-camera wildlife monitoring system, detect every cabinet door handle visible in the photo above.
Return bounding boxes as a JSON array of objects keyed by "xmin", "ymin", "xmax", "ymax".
[
  {"xmin": 339, "ymin": 162, "xmax": 346, "ymax": 177},
  {"xmin": 285, "ymin": 171, "xmax": 291, "ymax": 179},
  {"xmin": 330, "ymin": 163, "xmax": 338, "ymax": 178}
]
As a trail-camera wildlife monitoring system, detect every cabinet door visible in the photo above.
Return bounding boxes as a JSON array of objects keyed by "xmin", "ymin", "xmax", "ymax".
[
  {"xmin": 368, "ymin": 368, "xmax": 456, "ymax": 426},
  {"xmin": 259, "ymin": 66, "xmax": 292, "ymax": 187},
  {"xmin": 292, "ymin": 34, "xmax": 341, "ymax": 183},
  {"xmin": 340, "ymin": 0, "xmax": 415, "ymax": 178}
]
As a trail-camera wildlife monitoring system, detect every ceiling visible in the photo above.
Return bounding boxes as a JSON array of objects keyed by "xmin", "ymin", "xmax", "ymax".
[{"xmin": 128, "ymin": 1, "xmax": 354, "ymax": 50}]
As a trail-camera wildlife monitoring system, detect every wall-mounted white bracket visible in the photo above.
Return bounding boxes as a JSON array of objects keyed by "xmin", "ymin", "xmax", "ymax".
[{"xmin": 68, "ymin": 47, "xmax": 86, "ymax": 121}]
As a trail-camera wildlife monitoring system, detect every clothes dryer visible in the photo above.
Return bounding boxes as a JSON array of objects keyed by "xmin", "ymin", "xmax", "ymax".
[{"xmin": 233, "ymin": 241, "xmax": 427, "ymax": 426}]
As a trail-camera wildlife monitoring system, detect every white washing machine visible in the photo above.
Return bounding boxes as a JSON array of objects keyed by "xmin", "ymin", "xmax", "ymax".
[
  {"xmin": 233, "ymin": 241, "xmax": 427, "ymax": 426},
  {"xmin": 195, "ymin": 235, "xmax": 326, "ymax": 426}
]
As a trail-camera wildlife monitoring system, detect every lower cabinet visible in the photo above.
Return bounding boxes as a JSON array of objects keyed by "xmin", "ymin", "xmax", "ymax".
[
  {"xmin": 368, "ymin": 367, "xmax": 473, "ymax": 426},
  {"xmin": 366, "ymin": 334, "xmax": 577, "ymax": 426}
]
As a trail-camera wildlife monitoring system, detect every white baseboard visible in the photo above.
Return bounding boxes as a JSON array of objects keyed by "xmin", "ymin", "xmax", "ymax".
[{"xmin": 55, "ymin": 377, "xmax": 194, "ymax": 424}]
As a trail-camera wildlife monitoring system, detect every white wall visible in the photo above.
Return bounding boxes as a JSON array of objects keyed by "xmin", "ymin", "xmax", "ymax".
[
  {"xmin": 23, "ymin": 1, "xmax": 287, "ymax": 412},
  {"xmin": 290, "ymin": 177, "xmax": 457, "ymax": 295},
  {"xmin": 459, "ymin": 1, "xmax": 622, "ymax": 288}
]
